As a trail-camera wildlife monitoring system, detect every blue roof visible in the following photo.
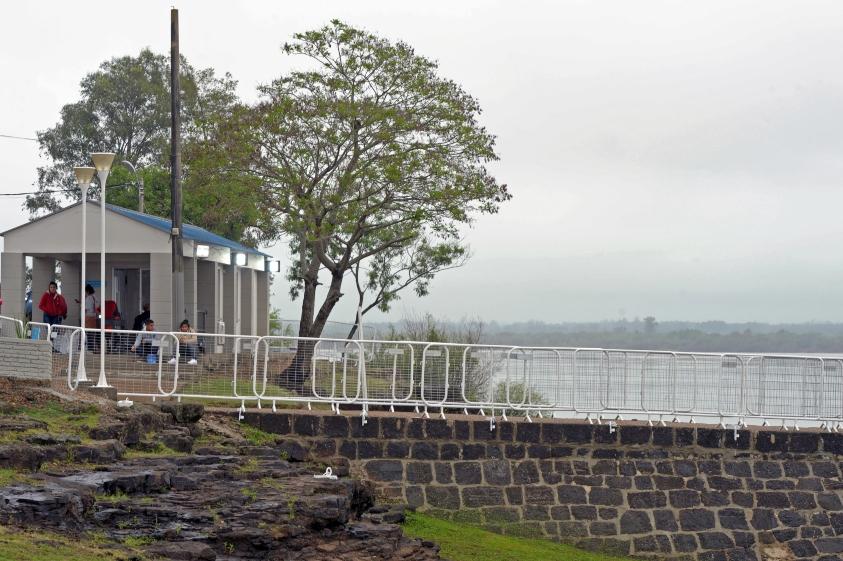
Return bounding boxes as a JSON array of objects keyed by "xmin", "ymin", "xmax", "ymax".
[{"xmin": 106, "ymin": 204, "xmax": 269, "ymax": 257}]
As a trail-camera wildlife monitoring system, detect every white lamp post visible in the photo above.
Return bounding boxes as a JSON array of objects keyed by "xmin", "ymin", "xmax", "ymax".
[
  {"xmin": 91, "ymin": 152, "xmax": 115, "ymax": 388},
  {"xmin": 73, "ymin": 166, "xmax": 95, "ymax": 383}
]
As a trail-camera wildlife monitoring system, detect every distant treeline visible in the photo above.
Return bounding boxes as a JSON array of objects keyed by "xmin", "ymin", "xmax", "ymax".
[{"xmin": 366, "ymin": 318, "xmax": 843, "ymax": 354}]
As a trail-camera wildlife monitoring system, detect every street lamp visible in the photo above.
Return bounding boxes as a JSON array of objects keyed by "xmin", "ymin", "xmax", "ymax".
[
  {"xmin": 121, "ymin": 160, "xmax": 144, "ymax": 213},
  {"xmin": 73, "ymin": 166, "xmax": 95, "ymax": 383},
  {"xmin": 91, "ymin": 152, "xmax": 115, "ymax": 388}
]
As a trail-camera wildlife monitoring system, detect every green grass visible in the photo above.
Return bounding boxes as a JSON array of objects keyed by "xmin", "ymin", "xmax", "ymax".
[
  {"xmin": 402, "ymin": 512, "xmax": 633, "ymax": 561},
  {"xmin": 241, "ymin": 424, "xmax": 276, "ymax": 446},
  {"xmin": 0, "ymin": 526, "xmax": 129, "ymax": 561},
  {"xmin": 0, "ymin": 468, "xmax": 34, "ymax": 486},
  {"xmin": 179, "ymin": 376, "xmax": 331, "ymax": 409},
  {"xmin": 20, "ymin": 402, "xmax": 100, "ymax": 437}
]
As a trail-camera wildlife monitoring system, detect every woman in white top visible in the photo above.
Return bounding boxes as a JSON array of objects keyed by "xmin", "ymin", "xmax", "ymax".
[{"xmin": 84, "ymin": 284, "xmax": 98, "ymax": 329}]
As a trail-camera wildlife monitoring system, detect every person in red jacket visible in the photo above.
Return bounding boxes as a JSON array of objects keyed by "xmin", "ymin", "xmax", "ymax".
[{"xmin": 38, "ymin": 281, "xmax": 67, "ymax": 326}]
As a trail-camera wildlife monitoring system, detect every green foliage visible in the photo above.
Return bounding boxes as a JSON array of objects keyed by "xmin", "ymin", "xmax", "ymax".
[
  {"xmin": 240, "ymin": 425, "xmax": 276, "ymax": 446},
  {"xmin": 0, "ymin": 526, "xmax": 127, "ymax": 561},
  {"xmin": 402, "ymin": 512, "xmax": 633, "ymax": 561},
  {"xmin": 27, "ymin": 48, "xmax": 268, "ymax": 244},
  {"xmin": 209, "ymin": 20, "xmax": 509, "ymax": 338},
  {"xmin": 492, "ymin": 382, "xmax": 546, "ymax": 416},
  {"xmin": 21, "ymin": 402, "xmax": 100, "ymax": 437}
]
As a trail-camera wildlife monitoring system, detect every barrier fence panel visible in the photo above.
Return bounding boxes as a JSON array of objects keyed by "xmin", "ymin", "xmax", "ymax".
[
  {"xmin": 0, "ymin": 315, "xmax": 24, "ymax": 339},
  {"xmin": 13, "ymin": 323, "xmax": 843, "ymax": 427}
]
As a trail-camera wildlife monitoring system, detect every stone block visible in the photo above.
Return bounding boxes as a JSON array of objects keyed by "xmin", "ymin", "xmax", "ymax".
[
  {"xmin": 365, "ymin": 459, "xmax": 403, "ymax": 481},
  {"xmin": 819, "ymin": 492, "xmax": 843, "ymax": 511},
  {"xmin": 590, "ymin": 521, "xmax": 617, "ymax": 536},
  {"xmin": 753, "ymin": 461, "xmax": 783, "ymax": 479},
  {"xmin": 506, "ymin": 486, "xmax": 523, "ymax": 505},
  {"xmin": 434, "ymin": 462, "xmax": 453, "ymax": 484},
  {"xmin": 407, "ymin": 418, "xmax": 425, "ymax": 439},
  {"xmin": 424, "ymin": 419, "xmax": 452, "ymax": 439},
  {"xmin": 484, "ymin": 506, "xmax": 521, "ymax": 523},
  {"xmin": 679, "ymin": 508, "xmax": 716, "ymax": 531},
  {"xmin": 598, "ymin": 507, "xmax": 617, "ymax": 520},
  {"xmin": 628, "ymin": 491, "xmax": 666, "ymax": 509},
  {"xmin": 411, "ymin": 441, "xmax": 438, "ymax": 460},
  {"xmin": 527, "ymin": 444, "xmax": 550, "ymax": 459},
  {"xmin": 562, "ymin": 424, "xmax": 593, "ymax": 444},
  {"xmin": 672, "ymin": 533, "xmax": 698, "ymax": 553},
  {"xmin": 338, "ymin": 440, "xmax": 357, "ymax": 458},
  {"xmin": 515, "ymin": 423, "xmax": 541, "ymax": 443},
  {"xmin": 605, "ymin": 476, "xmax": 632, "ymax": 489},
  {"xmin": 757, "ymin": 491, "xmax": 790, "ymax": 509},
  {"xmin": 524, "ymin": 486, "xmax": 556, "ymax": 506},
  {"xmin": 816, "ymin": 538, "xmax": 843, "ymax": 554},
  {"xmin": 454, "ymin": 420, "xmax": 470, "ymax": 440},
  {"xmin": 588, "ymin": 488, "xmax": 623, "ymax": 506},
  {"xmin": 697, "ymin": 428, "xmax": 723, "ymax": 448},
  {"xmin": 788, "ymin": 540, "xmax": 819, "ymax": 559},
  {"xmin": 557, "ymin": 485, "xmax": 587, "ymax": 504},
  {"xmin": 407, "ymin": 462, "xmax": 433, "ymax": 484},
  {"xmin": 486, "ymin": 444, "xmax": 504, "ymax": 459},
  {"xmin": 654, "ymin": 475, "xmax": 684, "ymax": 490},
  {"xmin": 462, "ymin": 486, "xmax": 504, "ymax": 508},
  {"xmin": 724, "ymin": 460, "xmax": 752, "ymax": 478},
  {"xmin": 593, "ymin": 425, "xmax": 618, "ymax": 444},
  {"xmin": 732, "ymin": 491, "xmax": 754, "ymax": 508},
  {"xmin": 542, "ymin": 423, "xmax": 565, "ymax": 444},
  {"xmin": 482, "ymin": 460, "xmax": 512, "ymax": 485},
  {"xmin": 357, "ymin": 440, "xmax": 383, "ymax": 459},
  {"xmin": 702, "ymin": 490, "xmax": 730, "ymax": 507},
  {"xmin": 497, "ymin": 422, "xmax": 514, "ymax": 441},
  {"xmin": 674, "ymin": 459, "xmax": 697, "ymax": 477},
  {"xmin": 292, "ymin": 414, "xmax": 319, "ymax": 436},
  {"xmin": 350, "ymin": 417, "xmax": 380, "ymax": 438},
  {"xmin": 472, "ymin": 421, "xmax": 496, "ymax": 440},
  {"xmin": 813, "ymin": 461, "xmax": 840, "ymax": 478},
  {"xmin": 405, "ymin": 485, "xmax": 424, "ymax": 509},
  {"xmin": 439, "ymin": 443, "xmax": 459, "ymax": 461},
  {"xmin": 462, "ymin": 443, "xmax": 484, "ymax": 460},
  {"xmin": 505, "ymin": 444, "xmax": 526, "ymax": 459},
  {"xmin": 719, "ymin": 508, "xmax": 749, "ymax": 530},
  {"xmin": 513, "ymin": 460, "xmax": 540, "ymax": 484},
  {"xmin": 670, "ymin": 490, "xmax": 701, "ymax": 508},
  {"xmin": 620, "ymin": 426, "xmax": 651, "ymax": 445},
  {"xmin": 755, "ymin": 432, "xmax": 788, "ymax": 453},
  {"xmin": 620, "ymin": 510, "xmax": 652, "ymax": 534},
  {"xmin": 426, "ymin": 486, "xmax": 461, "ymax": 509},
  {"xmin": 550, "ymin": 505, "xmax": 570, "ymax": 520},
  {"xmin": 380, "ymin": 417, "xmax": 405, "ymax": 439},
  {"xmin": 454, "ymin": 462, "xmax": 482, "ymax": 485},
  {"xmin": 558, "ymin": 520, "xmax": 588, "ymax": 538},
  {"xmin": 385, "ymin": 441, "xmax": 410, "ymax": 458},
  {"xmin": 571, "ymin": 505, "xmax": 598, "ymax": 520},
  {"xmin": 708, "ymin": 476, "xmax": 743, "ymax": 491},
  {"xmin": 524, "ymin": 505, "xmax": 550, "ymax": 520},
  {"xmin": 750, "ymin": 508, "xmax": 778, "ymax": 530},
  {"xmin": 592, "ymin": 459, "xmax": 618, "ymax": 475},
  {"xmin": 321, "ymin": 415, "xmax": 349, "ymax": 437},
  {"xmin": 698, "ymin": 532, "xmax": 735, "ymax": 550},
  {"xmin": 654, "ymin": 509, "xmax": 677, "ymax": 531}
]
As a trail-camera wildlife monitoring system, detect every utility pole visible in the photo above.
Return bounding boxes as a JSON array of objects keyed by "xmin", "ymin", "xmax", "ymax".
[{"xmin": 170, "ymin": 7, "xmax": 184, "ymax": 328}]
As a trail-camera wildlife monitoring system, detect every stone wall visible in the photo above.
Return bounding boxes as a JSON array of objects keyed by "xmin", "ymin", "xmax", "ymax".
[
  {"xmin": 243, "ymin": 410, "xmax": 843, "ymax": 561},
  {"xmin": 0, "ymin": 339, "xmax": 52, "ymax": 380}
]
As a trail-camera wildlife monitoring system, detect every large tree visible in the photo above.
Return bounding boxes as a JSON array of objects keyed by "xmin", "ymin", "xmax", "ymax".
[
  {"xmin": 28, "ymin": 48, "xmax": 270, "ymax": 244},
  {"xmin": 214, "ymin": 21, "xmax": 510, "ymax": 387}
]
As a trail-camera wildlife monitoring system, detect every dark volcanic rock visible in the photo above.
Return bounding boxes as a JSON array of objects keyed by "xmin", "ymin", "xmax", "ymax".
[{"xmin": 0, "ymin": 483, "xmax": 93, "ymax": 530}]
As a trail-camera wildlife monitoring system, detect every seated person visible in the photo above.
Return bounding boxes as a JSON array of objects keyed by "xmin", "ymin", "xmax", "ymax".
[
  {"xmin": 169, "ymin": 319, "xmax": 199, "ymax": 365},
  {"xmin": 130, "ymin": 319, "xmax": 161, "ymax": 359},
  {"xmin": 132, "ymin": 303, "xmax": 150, "ymax": 332}
]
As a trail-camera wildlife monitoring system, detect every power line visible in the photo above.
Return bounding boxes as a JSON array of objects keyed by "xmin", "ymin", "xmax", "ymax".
[
  {"xmin": 0, "ymin": 133, "xmax": 37, "ymax": 141},
  {"xmin": 0, "ymin": 183, "xmax": 133, "ymax": 197}
]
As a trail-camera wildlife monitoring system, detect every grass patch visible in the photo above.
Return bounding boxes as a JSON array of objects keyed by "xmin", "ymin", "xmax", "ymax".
[
  {"xmin": 402, "ymin": 512, "xmax": 634, "ymax": 561},
  {"xmin": 0, "ymin": 525, "xmax": 128, "ymax": 561},
  {"xmin": 123, "ymin": 536, "xmax": 155, "ymax": 547},
  {"xmin": 240, "ymin": 424, "xmax": 276, "ymax": 446},
  {"xmin": 124, "ymin": 442, "xmax": 186, "ymax": 459},
  {"xmin": 0, "ymin": 468, "xmax": 34, "ymax": 486},
  {"xmin": 20, "ymin": 402, "xmax": 100, "ymax": 438}
]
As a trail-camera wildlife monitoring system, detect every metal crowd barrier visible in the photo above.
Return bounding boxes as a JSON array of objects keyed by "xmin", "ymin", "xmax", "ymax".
[{"xmin": 4, "ymin": 318, "xmax": 843, "ymax": 429}]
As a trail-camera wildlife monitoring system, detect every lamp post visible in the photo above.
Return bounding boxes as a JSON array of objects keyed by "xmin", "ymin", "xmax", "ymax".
[
  {"xmin": 73, "ymin": 166, "xmax": 95, "ymax": 383},
  {"xmin": 91, "ymin": 152, "xmax": 115, "ymax": 388},
  {"xmin": 121, "ymin": 160, "xmax": 144, "ymax": 213}
]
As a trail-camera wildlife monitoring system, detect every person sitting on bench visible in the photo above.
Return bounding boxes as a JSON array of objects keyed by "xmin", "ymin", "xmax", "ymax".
[
  {"xmin": 130, "ymin": 319, "xmax": 160, "ymax": 360},
  {"xmin": 168, "ymin": 319, "xmax": 199, "ymax": 365}
]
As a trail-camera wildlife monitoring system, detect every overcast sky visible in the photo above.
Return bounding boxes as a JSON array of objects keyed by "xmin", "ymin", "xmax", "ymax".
[{"xmin": 2, "ymin": 0, "xmax": 843, "ymax": 324}]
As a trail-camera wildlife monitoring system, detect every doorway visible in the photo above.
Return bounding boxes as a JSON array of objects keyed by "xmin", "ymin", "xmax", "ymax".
[{"xmin": 112, "ymin": 268, "xmax": 150, "ymax": 326}]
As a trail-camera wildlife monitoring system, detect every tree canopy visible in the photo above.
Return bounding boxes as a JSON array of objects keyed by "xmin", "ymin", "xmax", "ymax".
[
  {"xmin": 28, "ymin": 48, "xmax": 270, "ymax": 244},
  {"xmin": 211, "ymin": 20, "xmax": 510, "ymax": 354}
]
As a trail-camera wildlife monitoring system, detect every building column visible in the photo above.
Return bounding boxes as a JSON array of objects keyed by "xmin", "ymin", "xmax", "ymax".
[
  {"xmin": 184, "ymin": 255, "xmax": 197, "ymax": 329},
  {"xmin": 0, "ymin": 252, "xmax": 25, "ymax": 319},
  {"xmin": 196, "ymin": 260, "xmax": 215, "ymax": 333},
  {"xmin": 256, "ymin": 271, "xmax": 269, "ymax": 336},
  {"xmin": 60, "ymin": 260, "xmax": 81, "ymax": 326},
  {"xmin": 149, "ymin": 253, "xmax": 173, "ymax": 331},
  {"xmin": 240, "ymin": 268, "xmax": 256, "ymax": 336},
  {"xmin": 31, "ymin": 257, "xmax": 56, "ymax": 321},
  {"xmin": 223, "ymin": 265, "xmax": 240, "ymax": 335}
]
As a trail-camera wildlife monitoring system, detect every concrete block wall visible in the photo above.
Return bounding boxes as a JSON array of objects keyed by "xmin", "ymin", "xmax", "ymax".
[
  {"xmin": 149, "ymin": 253, "xmax": 172, "ymax": 331},
  {"xmin": 243, "ymin": 410, "xmax": 843, "ymax": 561},
  {"xmin": 0, "ymin": 339, "xmax": 52, "ymax": 380}
]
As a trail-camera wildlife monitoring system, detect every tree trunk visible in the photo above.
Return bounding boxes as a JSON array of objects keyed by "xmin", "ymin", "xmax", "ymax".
[{"xmin": 280, "ymin": 271, "xmax": 345, "ymax": 393}]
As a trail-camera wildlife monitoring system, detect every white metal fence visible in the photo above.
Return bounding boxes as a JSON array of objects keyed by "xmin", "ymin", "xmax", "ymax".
[{"xmin": 3, "ymin": 315, "xmax": 843, "ymax": 429}]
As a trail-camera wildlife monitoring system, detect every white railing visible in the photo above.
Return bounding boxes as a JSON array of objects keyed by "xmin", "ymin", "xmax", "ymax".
[{"xmin": 5, "ymin": 318, "xmax": 843, "ymax": 430}]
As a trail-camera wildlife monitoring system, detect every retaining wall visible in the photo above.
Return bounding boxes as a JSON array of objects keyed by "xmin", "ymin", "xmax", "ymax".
[
  {"xmin": 242, "ymin": 410, "xmax": 843, "ymax": 561},
  {"xmin": 0, "ymin": 339, "xmax": 52, "ymax": 380}
]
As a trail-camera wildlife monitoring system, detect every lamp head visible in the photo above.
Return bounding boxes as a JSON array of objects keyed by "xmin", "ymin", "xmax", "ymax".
[
  {"xmin": 91, "ymin": 152, "xmax": 116, "ymax": 173},
  {"xmin": 73, "ymin": 166, "xmax": 96, "ymax": 186}
]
